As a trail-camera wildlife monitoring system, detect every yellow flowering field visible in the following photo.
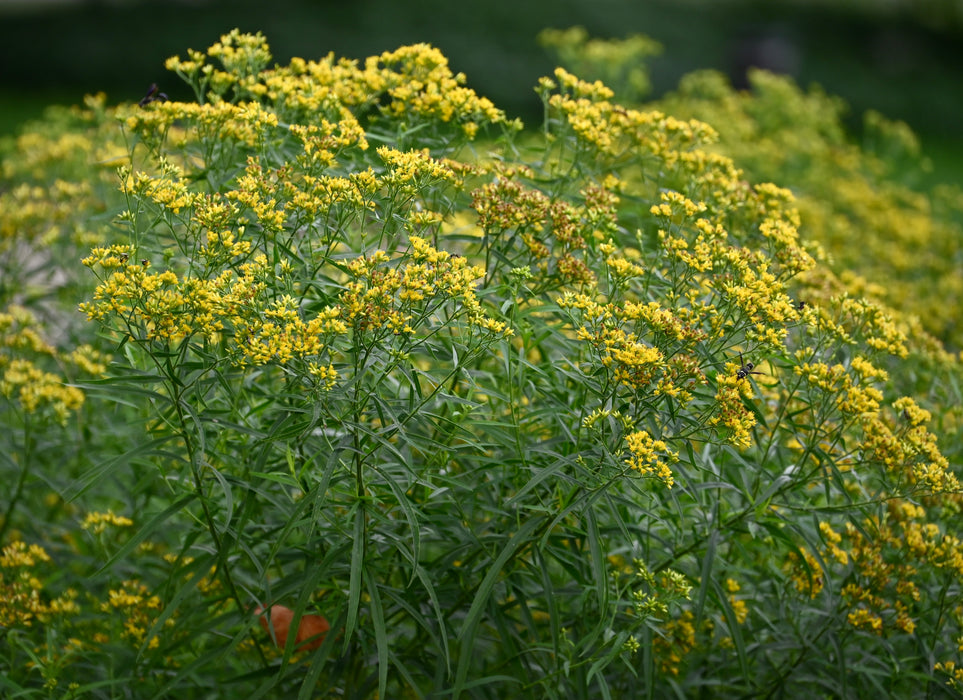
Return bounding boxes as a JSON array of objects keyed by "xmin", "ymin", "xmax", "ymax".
[{"xmin": 2, "ymin": 28, "xmax": 963, "ymax": 698}]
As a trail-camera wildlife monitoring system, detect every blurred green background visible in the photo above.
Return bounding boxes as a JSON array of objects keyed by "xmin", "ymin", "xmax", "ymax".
[{"xmin": 1, "ymin": 0, "xmax": 962, "ymax": 183}]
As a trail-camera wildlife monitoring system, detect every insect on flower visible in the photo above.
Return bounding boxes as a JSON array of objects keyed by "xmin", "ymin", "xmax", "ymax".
[
  {"xmin": 138, "ymin": 83, "xmax": 168, "ymax": 107},
  {"xmin": 736, "ymin": 353, "xmax": 763, "ymax": 381}
]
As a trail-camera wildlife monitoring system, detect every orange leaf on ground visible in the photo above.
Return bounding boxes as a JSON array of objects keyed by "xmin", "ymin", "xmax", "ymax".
[{"xmin": 256, "ymin": 604, "xmax": 330, "ymax": 651}]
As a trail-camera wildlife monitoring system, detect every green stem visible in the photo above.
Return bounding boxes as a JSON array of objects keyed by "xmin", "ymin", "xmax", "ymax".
[
  {"xmin": 758, "ymin": 607, "xmax": 840, "ymax": 699},
  {"xmin": 155, "ymin": 347, "xmax": 267, "ymax": 664},
  {"xmin": 0, "ymin": 413, "xmax": 31, "ymax": 545}
]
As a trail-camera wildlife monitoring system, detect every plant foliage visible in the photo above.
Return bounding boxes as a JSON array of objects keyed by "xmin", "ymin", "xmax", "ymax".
[{"xmin": 2, "ymin": 29, "xmax": 963, "ymax": 698}]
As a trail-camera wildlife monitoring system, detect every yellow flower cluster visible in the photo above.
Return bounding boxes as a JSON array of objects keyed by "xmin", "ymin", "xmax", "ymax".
[
  {"xmin": 128, "ymin": 100, "xmax": 281, "ymax": 154},
  {"xmin": 0, "ymin": 180, "xmax": 97, "ymax": 252},
  {"xmin": 3, "ymin": 130, "xmax": 93, "ymax": 181},
  {"xmin": 244, "ymin": 296, "xmax": 346, "ymax": 368},
  {"xmin": 470, "ymin": 171, "xmax": 617, "ymax": 286},
  {"xmin": 710, "ymin": 373, "xmax": 757, "ymax": 449},
  {"xmin": 610, "ymin": 337, "xmax": 664, "ymax": 389},
  {"xmin": 581, "ymin": 406, "xmax": 633, "ymax": 431},
  {"xmin": 621, "ymin": 300, "xmax": 702, "ymax": 344},
  {"xmin": 837, "ymin": 296, "xmax": 909, "ymax": 358},
  {"xmin": 620, "ymin": 561, "xmax": 696, "ymax": 673},
  {"xmin": 624, "ymin": 429, "xmax": 678, "ymax": 487},
  {"xmin": 227, "ymin": 158, "xmax": 287, "ymax": 233},
  {"xmin": 472, "ymin": 173, "xmax": 549, "ymax": 234},
  {"xmin": 653, "ymin": 609, "xmax": 697, "ymax": 676},
  {"xmin": 567, "ymin": 303, "xmax": 705, "ymax": 401},
  {"xmin": 642, "ymin": 182, "xmax": 809, "ymax": 358},
  {"xmin": 846, "ymin": 607, "xmax": 885, "ymax": 634},
  {"xmin": 725, "ymin": 578, "xmax": 749, "ymax": 625},
  {"xmin": 289, "ymin": 119, "xmax": 369, "ymax": 171},
  {"xmin": 81, "ymin": 510, "xmax": 135, "ymax": 535},
  {"xmin": 786, "ymin": 499, "xmax": 963, "ymax": 641},
  {"xmin": 602, "ymin": 245, "xmax": 647, "ymax": 280},
  {"xmin": 282, "ymin": 169, "xmax": 375, "ymax": 226},
  {"xmin": 793, "ymin": 360, "xmax": 885, "ymax": 417},
  {"xmin": 80, "ymin": 254, "xmax": 195, "ymax": 338},
  {"xmin": 340, "ymin": 236, "xmax": 510, "ymax": 339},
  {"xmin": 818, "ymin": 521, "xmax": 850, "ymax": 565},
  {"xmin": 859, "ymin": 406, "xmax": 958, "ymax": 493},
  {"xmin": 204, "ymin": 29, "xmax": 272, "ymax": 84},
  {"xmin": 101, "ymin": 579, "xmax": 167, "ymax": 649},
  {"xmin": 563, "ymin": 291, "xmax": 708, "ymax": 403},
  {"xmin": 124, "ymin": 162, "xmax": 199, "ymax": 216},
  {"xmin": 0, "ymin": 540, "xmax": 50, "ymax": 568},
  {"xmin": 164, "ymin": 29, "xmax": 271, "ymax": 97},
  {"xmin": 374, "ymin": 44, "xmax": 508, "ymax": 136},
  {"xmin": 723, "ymin": 265, "xmax": 800, "ymax": 331},
  {"xmin": 81, "ymin": 249, "xmax": 347, "ymax": 379},
  {"xmin": 539, "ymin": 67, "xmax": 718, "ymax": 164},
  {"xmin": 378, "ymin": 146, "xmax": 460, "ymax": 195},
  {"xmin": 1, "ymin": 94, "xmax": 124, "ymax": 260},
  {"xmin": 784, "ymin": 548, "xmax": 825, "ymax": 599},
  {"xmin": 1, "ymin": 306, "xmax": 104, "ymax": 423},
  {"xmin": 0, "ymin": 306, "xmax": 56, "ymax": 357},
  {"xmin": 935, "ymin": 660, "xmax": 963, "ymax": 691},
  {"xmin": 659, "ymin": 68, "xmax": 963, "ymax": 349},
  {"xmin": 162, "ymin": 30, "xmax": 508, "ymax": 141},
  {"xmin": 0, "ymin": 541, "xmax": 79, "ymax": 628}
]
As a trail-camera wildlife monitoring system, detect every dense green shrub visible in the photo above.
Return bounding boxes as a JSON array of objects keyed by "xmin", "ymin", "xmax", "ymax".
[{"xmin": 2, "ymin": 29, "xmax": 963, "ymax": 698}]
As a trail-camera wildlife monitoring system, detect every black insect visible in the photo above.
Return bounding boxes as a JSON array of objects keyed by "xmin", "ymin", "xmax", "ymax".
[
  {"xmin": 138, "ymin": 83, "xmax": 168, "ymax": 107},
  {"xmin": 736, "ymin": 353, "xmax": 762, "ymax": 381},
  {"xmin": 793, "ymin": 300, "xmax": 807, "ymax": 311}
]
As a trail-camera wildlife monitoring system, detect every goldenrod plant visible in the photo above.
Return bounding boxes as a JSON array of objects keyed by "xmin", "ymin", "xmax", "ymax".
[{"xmin": 2, "ymin": 28, "xmax": 963, "ymax": 698}]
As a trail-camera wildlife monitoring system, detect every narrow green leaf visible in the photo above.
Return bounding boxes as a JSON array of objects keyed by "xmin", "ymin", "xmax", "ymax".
[
  {"xmin": 91, "ymin": 493, "xmax": 197, "ymax": 578},
  {"xmin": 344, "ymin": 505, "xmax": 365, "ymax": 652},
  {"xmin": 248, "ymin": 470, "xmax": 302, "ymax": 489},
  {"xmin": 204, "ymin": 460, "xmax": 234, "ymax": 537},
  {"xmin": 366, "ymin": 571, "xmax": 389, "ymax": 699},
  {"xmin": 453, "ymin": 512, "xmax": 547, "ymax": 697},
  {"xmin": 62, "ymin": 435, "xmax": 179, "ymax": 502},
  {"xmin": 711, "ymin": 576, "xmax": 750, "ymax": 679},
  {"xmin": 693, "ymin": 509, "xmax": 719, "ymax": 631}
]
